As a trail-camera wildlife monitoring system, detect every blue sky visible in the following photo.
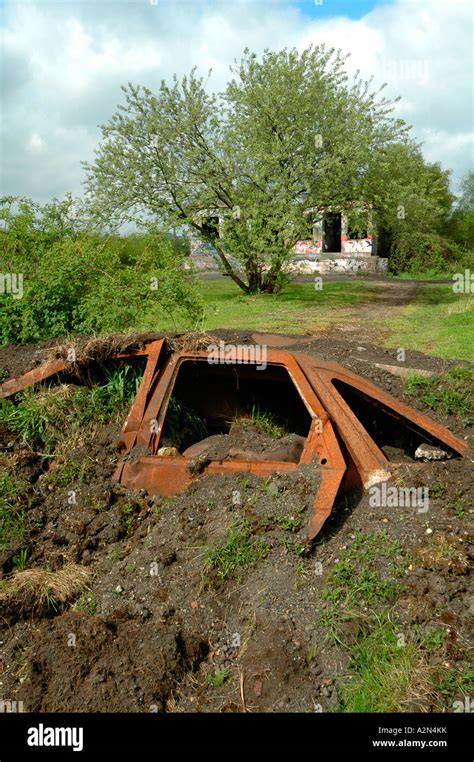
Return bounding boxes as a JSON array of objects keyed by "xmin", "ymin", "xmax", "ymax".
[
  {"xmin": 1, "ymin": 0, "xmax": 472, "ymax": 202},
  {"xmin": 293, "ymin": 0, "xmax": 394, "ymax": 20}
]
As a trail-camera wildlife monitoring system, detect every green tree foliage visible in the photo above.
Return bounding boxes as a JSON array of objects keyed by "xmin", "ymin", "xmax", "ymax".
[
  {"xmin": 0, "ymin": 196, "xmax": 202, "ymax": 344},
  {"xmin": 446, "ymin": 171, "xmax": 474, "ymax": 251},
  {"xmin": 364, "ymin": 143, "xmax": 462, "ymax": 272},
  {"xmin": 84, "ymin": 45, "xmax": 409, "ymax": 293}
]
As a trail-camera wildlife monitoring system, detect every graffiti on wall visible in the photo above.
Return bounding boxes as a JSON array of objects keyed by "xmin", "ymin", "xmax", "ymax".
[{"xmin": 293, "ymin": 236, "xmax": 372, "ymax": 256}]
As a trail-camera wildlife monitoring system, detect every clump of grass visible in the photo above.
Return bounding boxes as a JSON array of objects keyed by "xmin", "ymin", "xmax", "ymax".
[
  {"xmin": 449, "ymin": 490, "xmax": 470, "ymax": 518},
  {"xmin": 247, "ymin": 405, "xmax": 288, "ymax": 439},
  {"xmin": 0, "ymin": 472, "xmax": 30, "ymax": 550},
  {"xmin": 406, "ymin": 366, "xmax": 473, "ymax": 420},
  {"xmin": 321, "ymin": 530, "xmax": 405, "ymax": 641},
  {"xmin": 204, "ymin": 667, "xmax": 230, "ymax": 686},
  {"xmin": 415, "ymin": 534, "xmax": 469, "ymax": 574},
  {"xmin": 12, "ymin": 547, "xmax": 29, "ymax": 571},
  {"xmin": 0, "ymin": 564, "xmax": 91, "ymax": 615},
  {"xmin": 0, "ymin": 365, "xmax": 144, "ymax": 455},
  {"xmin": 204, "ymin": 520, "xmax": 270, "ymax": 582},
  {"xmin": 74, "ymin": 591, "xmax": 98, "ymax": 615},
  {"xmin": 121, "ymin": 502, "xmax": 135, "ymax": 537},
  {"xmin": 339, "ymin": 614, "xmax": 436, "ymax": 713},
  {"xmin": 429, "ymin": 481, "xmax": 470, "ymax": 518},
  {"xmin": 435, "ymin": 663, "xmax": 474, "ymax": 705},
  {"xmin": 43, "ymin": 457, "xmax": 93, "ymax": 488}
]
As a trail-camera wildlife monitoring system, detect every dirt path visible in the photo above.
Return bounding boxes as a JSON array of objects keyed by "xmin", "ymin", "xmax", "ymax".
[{"xmin": 317, "ymin": 280, "xmax": 419, "ymax": 343}]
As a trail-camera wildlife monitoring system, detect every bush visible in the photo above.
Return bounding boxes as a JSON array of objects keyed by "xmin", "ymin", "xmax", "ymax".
[
  {"xmin": 0, "ymin": 196, "xmax": 203, "ymax": 344},
  {"xmin": 388, "ymin": 231, "xmax": 465, "ymax": 275}
]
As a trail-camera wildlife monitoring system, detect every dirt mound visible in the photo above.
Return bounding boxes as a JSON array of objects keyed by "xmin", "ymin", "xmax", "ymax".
[
  {"xmin": 182, "ymin": 420, "xmax": 306, "ymax": 465},
  {"xmin": 0, "ymin": 329, "xmax": 261, "ymax": 382},
  {"xmin": 21, "ymin": 610, "xmax": 208, "ymax": 713}
]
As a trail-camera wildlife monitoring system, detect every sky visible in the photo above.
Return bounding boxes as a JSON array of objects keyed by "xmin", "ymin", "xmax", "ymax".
[{"xmin": 1, "ymin": 0, "xmax": 473, "ymax": 204}]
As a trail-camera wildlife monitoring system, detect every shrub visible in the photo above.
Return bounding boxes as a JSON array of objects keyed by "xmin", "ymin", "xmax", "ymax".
[{"xmin": 0, "ymin": 196, "xmax": 203, "ymax": 344}]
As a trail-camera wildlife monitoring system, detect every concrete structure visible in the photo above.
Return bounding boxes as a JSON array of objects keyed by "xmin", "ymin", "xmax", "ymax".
[{"xmin": 189, "ymin": 203, "xmax": 388, "ymax": 274}]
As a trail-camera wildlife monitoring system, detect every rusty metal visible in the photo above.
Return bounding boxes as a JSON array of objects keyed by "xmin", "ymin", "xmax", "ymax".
[{"xmin": 0, "ymin": 339, "xmax": 467, "ymax": 541}]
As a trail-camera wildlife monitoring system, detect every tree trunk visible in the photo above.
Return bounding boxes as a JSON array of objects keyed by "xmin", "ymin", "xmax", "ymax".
[{"xmin": 247, "ymin": 268, "xmax": 262, "ymax": 293}]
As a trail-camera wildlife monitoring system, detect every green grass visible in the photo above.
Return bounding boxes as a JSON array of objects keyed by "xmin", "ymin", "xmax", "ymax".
[
  {"xmin": 204, "ymin": 667, "xmax": 230, "ymax": 687},
  {"xmin": 321, "ymin": 530, "xmax": 405, "ymax": 642},
  {"xmin": 12, "ymin": 547, "xmax": 29, "ymax": 571},
  {"xmin": 435, "ymin": 663, "xmax": 474, "ymax": 703},
  {"xmin": 196, "ymin": 279, "xmax": 378, "ymax": 333},
  {"xmin": 238, "ymin": 406, "xmax": 288, "ymax": 439},
  {"xmin": 43, "ymin": 457, "xmax": 93, "ymax": 488},
  {"xmin": 388, "ymin": 270, "xmax": 453, "ymax": 281},
  {"xmin": 0, "ymin": 472, "xmax": 30, "ymax": 550},
  {"xmin": 0, "ymin": 366, "xmax": 144, "ymax": 454},
  {"xmin": 163, "ymin": 395, "xmax": 208, "ymax": 442},
  {"xmin": 321, "ymin": 531, "xmax": 434, "ymax": 712},
  {"xmin": 382, "ymin": 285, "xmax": 474, "ymax": 360},
  {"xmin": 204, "ymin": 520, "xmax": 270, "ymax": 582},
  {"xmin": 338, "ymin": 614, "xmax": 431, "ymax": 713},
  {"xmin": 121, "ymin": 503, "xmax": 135, "ymax": 537},
  {"xmin": 74, "ymin": 591, "xmax": 98, "ymax": 615},
  {"xmin": 320, "ymin": 530, "xmax": 472, "ymax": 712},
  {"xmin": 406, "ymin": 365, "xmax": 473, "ymax": 421}
]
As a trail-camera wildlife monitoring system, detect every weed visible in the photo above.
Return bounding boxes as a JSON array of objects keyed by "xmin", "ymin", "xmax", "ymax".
[
  {"xmin": 74, "ymin": 591, "xmax": 98, "ymax": 615},
  {"xmin": 43, "ymin": 457, "xmax": 93, "ymax": 488},
  {"xmin": 321, "ymin": 531, "xmax": 405, "ymax": 641},
  {"xmin": 435, "ymin": 664, "xmax": 474, "ymax": 702},
  {"xmin": 412, "ymin": 625, "xmax": 446, "ymax": 651},
  {"xmin": 0, "ymin": 564, "xmax": 91, "ymax": 615},
  {"xmin": 204, "ymin": 667, "xmax": 230, "ymax": 687},
  {"xmin": 0, "ymin": 472, "xmax": 30, "ymax": 550},
  {"xmin": 121, "ymin": 503, "xmax": 135, "ymax": 537},
  {"xmin": 247, "ymin": 405, "xmax": 288, "ymax": 439},
  {"xmin": 276, "ymin": 515, "xmax": 301, "ymax": 533},
  {"xmin": 306, "ymin": 642, "xmax": 317, "ymax": 665},
  {"xmin": 449, "ymin": 490, "xmax": 469, "ymax": 518},
  {"xmin": 406, "ymin": 366, "xmax": 473, "ymax": 420},
  {"xmin": 95, "ymin": 364, "xmax": 143, "ymax": 411},
  {"xmin": 296, "ymin": 560, "xmax": 306, "ymax": 576},
  {"xmin": 204, "ymin": 520, "xmax": 270, "ymax": 582},
  {"xmin": 430, "ymin": 481, "xmax": 447, "ymax": 499},
  {"xmin": 12, "ymin": 547, "xmax": 29, "ymax": 571},
  {"xmin": 163, "ymin": 395, "xmax": 208, "ymax": 442},
  {"xmin": 339, "ymin": 614, "xmax": 435, "ymax": 712},
  {"xmin": 0, "ymin": 367, "xmax": 144, "ymax": 456}
]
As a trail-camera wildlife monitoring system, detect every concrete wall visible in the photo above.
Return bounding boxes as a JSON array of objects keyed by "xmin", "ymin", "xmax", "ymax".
[{"xmin": 287, "ymin": 256, "xmax": 388, "ymax": 274}]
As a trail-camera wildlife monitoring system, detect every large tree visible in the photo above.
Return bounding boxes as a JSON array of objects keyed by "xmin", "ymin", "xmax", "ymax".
[
  {"xmin": 363, "ymin": 142, "xmax": 455, "ymax": 270},
  {"xmin": 85, "ymin": 45, "xmax": 410, "ymax": 293}
]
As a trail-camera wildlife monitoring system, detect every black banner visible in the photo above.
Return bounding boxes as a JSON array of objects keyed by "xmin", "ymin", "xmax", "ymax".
[{"xmin": 0, "ymin": 712, "xmax": 471, "ymax": 757}]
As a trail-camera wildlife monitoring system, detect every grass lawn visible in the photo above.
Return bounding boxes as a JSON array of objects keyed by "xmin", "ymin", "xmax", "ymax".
[
  {"xmin": 197, "ymin": 279, "xmax": 378, "ymax": 333},
  {"xmin": 381, "ymin": 285, "xmax": 474, "ymax": 361}
]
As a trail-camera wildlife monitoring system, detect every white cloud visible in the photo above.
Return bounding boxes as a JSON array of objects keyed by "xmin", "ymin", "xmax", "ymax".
[
  {"xmin": 27, "ymin": 132, "xmax": 45, "ymax": 153},
  {"xmin": 1, "ymin": 0, "xmax": 472, "ymax": 202}
]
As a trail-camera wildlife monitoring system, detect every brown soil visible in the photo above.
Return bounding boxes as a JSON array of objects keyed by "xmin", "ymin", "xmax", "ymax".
[{"xmin": 0, "ymin": 331, "xmax": 472, "ymax": 714}]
